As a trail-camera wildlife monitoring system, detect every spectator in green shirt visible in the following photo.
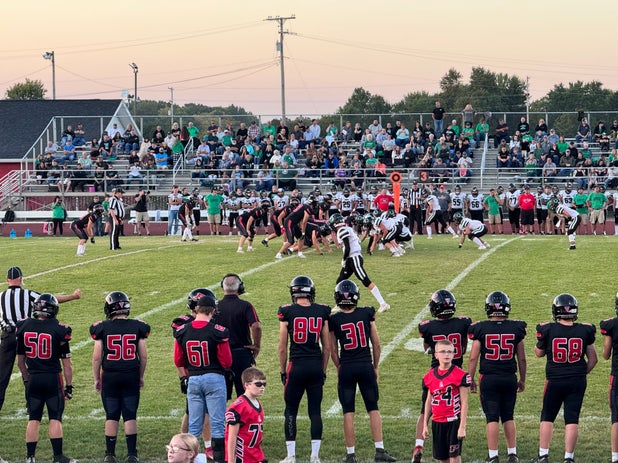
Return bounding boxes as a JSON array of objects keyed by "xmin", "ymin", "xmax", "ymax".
[
  {"xmin": 483, "ymin": 188, "xmax": 503, "ymax": 234},
  {"xmin": 205, "ymin": 187, "xmax": 225, "ymax": 235},
  {"xmin": 586, "ymin": 185, "xmax": 608, "ymax": 235}
]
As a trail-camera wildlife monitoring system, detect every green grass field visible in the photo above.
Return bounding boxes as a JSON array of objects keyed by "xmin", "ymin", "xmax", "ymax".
[{"xmin": 0, "ymin": 232, "xmax": 616, "ymax": 463}]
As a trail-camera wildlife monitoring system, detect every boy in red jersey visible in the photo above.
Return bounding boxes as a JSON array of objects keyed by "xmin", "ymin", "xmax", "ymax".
[
  {"xmin": 225, "ymin": 367, "xmax": 266, "ymax": 463},
  {"xmin": 422, "ymin": 340, "xmax": 471, "ymax": 463}
]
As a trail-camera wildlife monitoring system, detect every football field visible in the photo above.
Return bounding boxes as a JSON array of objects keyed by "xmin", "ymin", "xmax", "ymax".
[{"xmin": 0, "ymin": 232, "xmax": 616, "ymax": 463}]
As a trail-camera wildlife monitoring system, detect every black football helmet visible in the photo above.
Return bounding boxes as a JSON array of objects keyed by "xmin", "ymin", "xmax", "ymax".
[
  {"xmin": 615, "ymin": 292, "xmax": 618, "ymax": 315},
  {"xmin": 32, "ymin": 293, "xmax": 59, "ymax": 319},
  {"xmin": 334, "ymin": 279, "xmax": 360, "ymax": 308},
  {"xmin": 307, "ymin": 195, "xmax": 318, "ymax": 206},
  {"xmin": 187, "ymin": 288, "xmax": 217, "ymax": 312},
  {"xmin": 290, "ymin": 197, "xmax": 301, "ymax": 207},
  {"xmin": 329, "ymin": 213, "xmax": 345, "ymax": 228},
  {"xmin": 290, "ymin": 275, "xmax": 315, "ymax": 302},
  {"xmin": 104, "ymin": 291, "xmax": 131, "ymax": 319},
  {"xmin": 243, "ymin": 188, "xmax": 252, "ymax": 198},
  {"xmin": 429, "ymin": 289, "xmax": 457, "ymax": 319},
  {"xmin": 547, "ymin": 197, "xmax": 560, "ymax": 213},
  {"xmin": 552, "ymin": 293, "xmax": 578, "ymax": 321},
  {"xmin": 260, "ymin": 199, "xmax": 271, "ymax": 209},
  {"xmin": 485, "ymin": 291, "xmax": 511, "ymax": 317},
  {"xmin": 93, "ymin": 204, "xmax": 104, "ymax": 216},
  {"xmin": 452, "ymin": 212, "xmax": 464, "ymax": 224}
]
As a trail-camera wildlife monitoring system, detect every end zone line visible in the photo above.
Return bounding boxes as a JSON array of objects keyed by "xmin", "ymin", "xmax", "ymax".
[{"xmin": 326, "ymin": 236, "xmax": 520, "ymax": 416}]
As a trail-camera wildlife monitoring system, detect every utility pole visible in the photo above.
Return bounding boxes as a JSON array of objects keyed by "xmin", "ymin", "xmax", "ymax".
[
  {"xmin": 526, "ymin": 76, "xmax": 530, "ymax": 122},
  {"xmin": 129, "ymin": 63, "xmax": 138, "ymax": 115},
  {"xmin": 265, "ymin": 14, "xmax": 295, "ymax": 123},
  {"xmin": 169, "ymin": 87, "xmax": 174, "ymax": 124},
  {"xmin": 42, "ymin": 51, "xmax": 55, "ymax": 99}
]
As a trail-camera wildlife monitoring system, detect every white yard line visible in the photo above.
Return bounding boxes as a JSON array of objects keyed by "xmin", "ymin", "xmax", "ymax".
[
  {"xmin": 326, "ymin": 237, "xmax": 520, "ymax": 416},
  {"xmin": 9, "ymin": 248, "xmax": 297, "ymax": 382}
]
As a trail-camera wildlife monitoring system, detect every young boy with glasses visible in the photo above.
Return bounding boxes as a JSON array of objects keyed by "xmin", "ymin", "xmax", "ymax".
[
  {"xmin": 225, "ymin": 367, "xmax": 266, "ymax": 463},
  {"xmin": 422, "ymin": 340, "xmax": 471, "ymax": 463}
]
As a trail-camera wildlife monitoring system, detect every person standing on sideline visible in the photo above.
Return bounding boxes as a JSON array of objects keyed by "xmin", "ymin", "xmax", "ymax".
[
  {"xmin": 600, "ymin": 293, "xmax": 618, "ymax": 463},
  {"xmin": 0, "ymin": 266, "xmax": 81, "ymax": 416},
  {"xmin": 422, "ymin": 340, "xmax": 471, "ymax": 463},
  {"xmin": 225, "ymin": 367, "xmax": 266, "ymax": 463},
  {"xmin": 109, "ymin": 188, "xmax": 125, "ymax": 250},
  {"xmin": 174, "ymin": 295, "xmax": 232, "ymax": 463},
  {"xmin": 278, "ymin": 276, "xmax": 331, "ymax": 463},
  {"xmin": 133, "ymin": 189, "xmax": 150, "ymax": 236},
  {"xmin": 17, "ymin": 294, "xmax": 76, "ymax": 463},
  {"xmin": 329, "ymin": 280, "xmax": 396, "ymax": 463},
  {"xmin": 532, "ymin": 294, "xmax": 597, "ymax": 463},
  {"xmin": 205, "ymin": 187, "xmax": 225, "ymax": 236},
  {"xmin": 468, "ymin": 291, "xmax": 527, "ymax": 463},
  {"xmin": 168, "ymin": 185, "xmax": 183, "ymax": 236},
  {"xmin": 215, "ymin": 274, "xmax": 261, "ymax": 397},
  {"xmin": 171, "ymin": 289, "xmax": 217, "ymax": 460},
  {"xmin": 328, "ymin": 213, "xmax": 390, "ymax": 313},
  {"xmin": 90, "ymin": 292, "xmax": 149, "ymax": 463},
  {"xmin": 412, "ymin": 290, "xmax": 471, "ymax": 463}
]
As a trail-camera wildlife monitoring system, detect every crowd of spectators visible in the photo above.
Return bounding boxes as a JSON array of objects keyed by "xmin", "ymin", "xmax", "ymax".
[{"xmin": 31, "ymin": 110, "xmax": 618, "ymax": 195}]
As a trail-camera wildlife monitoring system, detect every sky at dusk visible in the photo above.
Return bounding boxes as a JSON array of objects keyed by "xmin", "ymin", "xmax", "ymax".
[{"xmin": 2, "ymin": 0, "xmax": 617, "ymax": 118}]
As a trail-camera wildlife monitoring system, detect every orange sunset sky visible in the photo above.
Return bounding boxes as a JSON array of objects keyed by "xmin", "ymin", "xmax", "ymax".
[{"xmin": 2, "ymin": 0, "xmax": 618, "ymax": 117}]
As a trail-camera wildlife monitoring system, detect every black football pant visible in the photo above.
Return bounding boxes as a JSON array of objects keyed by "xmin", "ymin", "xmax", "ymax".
[
  {"xmin": 283, "ymin": 358, "xmax": 323, "ymax": 440},
  {"xmin": 0, "ymin": 330, "xmax": 17, "ymax": 412},
  {"xmin": 410, "ymin": 207, "xmax": 423, "ymax": 234}
]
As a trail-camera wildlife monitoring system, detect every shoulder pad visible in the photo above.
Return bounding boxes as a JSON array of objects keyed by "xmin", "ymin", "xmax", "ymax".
[
  {"xmin": 469, "ymin": 321, "xmax": 479, "ymax": 327},
  {"xmin": 419, "ymin": 320, "xmax": 431, "ymax": 326},
  {"xmin": 91, "ymin": 320, "xmax": 104, "ymax": 327},
  {"xmin": 537, "ymin": 321, "xmax": 550, "ymax": 326},
  {"xmin": 214, "ymin": 323, "xmax": 227, "ymax": 332},
  {"xmin": 581, "ymin": 322, "xmax": 595, "ymax": 327}
]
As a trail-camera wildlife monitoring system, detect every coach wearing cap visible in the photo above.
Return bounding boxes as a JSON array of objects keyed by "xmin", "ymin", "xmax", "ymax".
[{"xmin": 0, "ymin": 266, "xmax": 82, "ymax": 413}]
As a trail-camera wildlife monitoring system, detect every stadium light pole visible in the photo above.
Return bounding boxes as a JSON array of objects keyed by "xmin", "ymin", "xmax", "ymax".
[
  {"xmin": 42, "ymin": 51, "xmax": 55, "ymax": 100},
  {"xmin": 265, "ymin": 15, "xmax": 295, "ymax": 123},
  {"xmin": 129, "ymin": 62, "xmax": 138, "ymax": 115}
]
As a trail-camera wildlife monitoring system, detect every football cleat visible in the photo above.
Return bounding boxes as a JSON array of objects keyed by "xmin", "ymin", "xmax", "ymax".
[
  {"xmin": 412, "ymin": 446, "xmax": 423, "ymax": 463},
  {"xmin": 310, "ymin": 458, "xmax": 321, "ymax": 463},
  {"xmin": 25, "ymin": 457, "xmax": 35, "ymax": 463},
  {"xmin": 485, "ymin": 457, "xmax": 499, "ymax": 463},
  {"xmin": 103, "ymin": 456, "xmax": 119, "ymax": 463},
  {"xmin": 378, "ymin": 302, "xmax": 391, "ymax": 313},
  {"xmin": 279, "ymin": 457, "xmax": 296, "ymax": 463},
  {"xmin": 507, "ymin": 454, "xmax": 519, "ymax": 463},
  {"xmin": 531, "ymin": 455, "xmax": 549, "ymax": 463},
  {"xmin": 374, "ymin": 449, "xmax": 396, "ymax": 462},
  {"xmin": 569, "ymin": 245, "xmax": 576, "ymax": 250},
  {"xmin": 125, "ymin": 456, "xmax": 139, "ymax": 463},
  {"xmin": 261, "ymin": 239, "xmax": 269, "ymax": 247},
  {"xmin": 275, "ymin": 253, "xmax": 282, "ymax": 259},
  {"xmin": 563, "ymin": 459, "xmax": 574, "ymax": 463},
  {"xmin": 345, "ymin": 454, "xmax": 358, "ymax": 463}
]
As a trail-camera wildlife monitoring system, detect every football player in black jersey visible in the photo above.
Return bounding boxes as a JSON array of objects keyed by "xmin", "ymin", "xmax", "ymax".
[
  {"xmin": 275, "ymin": 198, "xmax": 315, "ymax": 259},
  {"xmin": 90, "ymin": 292, "xmax": 150, "ymax": 463},
  {"xmin": 278, "ymin": 276, "xmax": 330, "ymax": 463},
  {"xmin": 16, "ymin": 294, "xmax": 76, "ymax": 463},
  {"xmin": 174, "ymin": 295, "xmax": 232, "ymax": 463},
  {"xmin": 71, "ymin": 204, "xmax": 104, "ymax": 256},
  {"xmin": 600, "ymin": 293, "xmax": 618, "ymax": 463},
  {"xmin": 329, "ymin": 280, "xmax": 396, "ymax": 463},
  {"xmin": 237, "ymin": 200, "xmax": 269, "ymax": 253},
  {"xmin": 412, "ymin": 290, "xmax": 471, "ymax": 463},
  {"xmin": 262, "ymin": 198, "xmax": 299, "ymax": 248},
  {"xmin": 600, "ymin": 294, "xmax": 618, "ymax": 462},
  {"xmin": 532, "ymin": 294, "xmax": 597, "ymax": 463},
  {"xmin": 468, "ymin": 291, "xmax": 527, "ymax": 463},
  {"xmin": 179, "ymin": 196, "xmax": 199, "ymax": 242}
]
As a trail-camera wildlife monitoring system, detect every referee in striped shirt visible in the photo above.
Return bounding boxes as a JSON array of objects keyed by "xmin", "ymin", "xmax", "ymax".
[
  {"xmin": 109, "ymin": 188, "xmax": 125, "ymax": 250},
  {"xmin": 0, "ymin": 266, "xmax": 81, "ymax": 414}
]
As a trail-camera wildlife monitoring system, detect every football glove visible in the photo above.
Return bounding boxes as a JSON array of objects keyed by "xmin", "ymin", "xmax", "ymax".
[
  {"xmin": 64, "ymin": 385, "xmax": 74, "ymax": 400},
  {"xmin": 90, "ymin": 237, "xmax": 95, "ymax": 244},
  {"xmin": 280, "ymin": 372, "xmax": 287, "ymax": 385},
  {"xmin": 180, "ymin": 376, "xmax": 189, "ymax": 394}
]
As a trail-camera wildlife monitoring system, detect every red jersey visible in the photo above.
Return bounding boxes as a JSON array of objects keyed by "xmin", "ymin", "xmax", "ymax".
[
  {"xmin": 225, "ymin": 395, "xmax": 265, "ymax": 463},
  {"xmin": 373, "ymin": 193, "xmax": 394, "ymax": 211},
  {"xmin": 518, "ymin": 193, "xmax": 535, "ymax": 210},
  {"xmin": 423, "ymin": 365, "xmax": 471, "ymax": 422}
]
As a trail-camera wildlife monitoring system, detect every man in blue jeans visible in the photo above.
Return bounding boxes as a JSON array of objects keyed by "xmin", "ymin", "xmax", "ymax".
[
  {"xmin": 174, "ymin": 295, "xmax": 232, "ymax": 462},
  {"xmin": 168, "ymin": 185, "xmax": 182, "ymax": 236},
  {"xmin": 432, "ymin": 101, "xmax": 445, "ymax": 138}
]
